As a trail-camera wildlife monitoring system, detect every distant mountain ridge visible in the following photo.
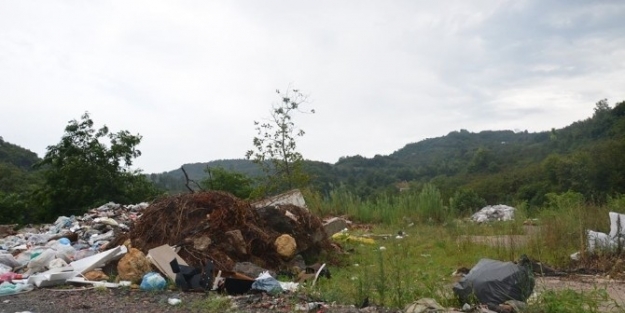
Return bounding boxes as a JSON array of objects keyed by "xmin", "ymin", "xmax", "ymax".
[{"xmin": 149, "ymin": 100, "xmax": 625, "ymax": 206}]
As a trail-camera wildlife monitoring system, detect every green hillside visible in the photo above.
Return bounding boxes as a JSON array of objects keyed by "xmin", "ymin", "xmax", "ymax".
[{"xmin": 151, "ymin": 100, "xmax": 625, "ymax": 208}]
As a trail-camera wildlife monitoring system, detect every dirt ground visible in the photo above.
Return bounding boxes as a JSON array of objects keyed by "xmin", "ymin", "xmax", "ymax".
[
  {"xmin": 0, "ymin": 287, "xmax": 399, "ymax": 313},
  {"xmin": 1, "ymin": 276, "xmax": 625, "ymax": 313}
]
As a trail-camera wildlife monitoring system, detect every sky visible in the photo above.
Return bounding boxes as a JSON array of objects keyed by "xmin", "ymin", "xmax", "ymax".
[{"xmin": 1, "ymin": 1, "xmax": 624, "ymax": 174}]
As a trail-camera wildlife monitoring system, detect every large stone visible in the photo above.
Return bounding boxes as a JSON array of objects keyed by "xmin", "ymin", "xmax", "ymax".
[
  {"xmin": 117, "ymin": 248, "xmax": 152, "ymax": 283},
  {"xmin": 193, "ymin": 236, "xmax": 212, "ymax": 251},
  {"xmin": 233, "ymin": 262, "xmax": 274, "ymax": 279},
  {"xmin": 275, "ymin": 234, "xmax": 296, "ymax": 259},
  {"xmin": 323, "ymin": 217, "xmax": 349, "ymax": 237},
  {"xmin": 225, "ymin": 230, "xmax": 247, "ymax": 255}
]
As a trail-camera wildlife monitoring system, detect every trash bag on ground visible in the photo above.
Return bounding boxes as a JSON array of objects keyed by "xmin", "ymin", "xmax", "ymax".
[
  {"xmin": 140, "ymin": 272, "xmax": 167, "ymax": 291},
  {"xmin": 251, "ymin": 272, "xmax": 283, "ymax": 294},
  {"xmin": 453, "ymin": 257, "xmax": 534, "ymax": 307}
]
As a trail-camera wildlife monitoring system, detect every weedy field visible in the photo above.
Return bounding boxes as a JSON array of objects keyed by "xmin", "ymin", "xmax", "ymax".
[{"xmin": 301, "ymin": 189, "xmax": 625, "ymax": 312}]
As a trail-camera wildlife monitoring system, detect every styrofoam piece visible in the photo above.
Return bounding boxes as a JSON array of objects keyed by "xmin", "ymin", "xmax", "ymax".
[
  {"xmin": 69, "ymin": 245, "xmax": 127, "ymax": 274},
  {"xmin": 66, "ymin": 277, "xmax": 119, "ymax": 288},
  {"xmin": 609, "ymin": 212, "xmax": 625, "ymax": 238},
  {"xmin": 27, "ymin": 267, "xmax": 77, "ymax": 287}
]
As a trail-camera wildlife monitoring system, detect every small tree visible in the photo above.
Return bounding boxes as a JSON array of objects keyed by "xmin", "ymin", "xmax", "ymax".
[
  {"xmin": 200, "ymin": 166, "xmax": 254, "ymax": 199},
  {"xmin": 35, "ymin": 113, "xmax": 159, "ymax": 219},
  {"xmin": 246, "ymin": 88, "xmax": 314, "ymax": 196}
]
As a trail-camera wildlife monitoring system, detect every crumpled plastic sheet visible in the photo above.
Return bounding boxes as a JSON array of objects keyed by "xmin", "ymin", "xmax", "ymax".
[
  {"xmin": 251, "ymin": 272, "xmax": 283, "ymax": 294},
  {"xmin": 0, "ymin": 281, "xmax": 33, "ymax": 296},
  {"xmin": 140, "ymin": 272, "xmax": 167, "ymax": 291}
]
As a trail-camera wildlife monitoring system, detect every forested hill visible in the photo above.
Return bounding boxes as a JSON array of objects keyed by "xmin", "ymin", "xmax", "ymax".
[
  {"xmin": 0, "ymin": 137, "xmax": 41, "ymax": 193},
  {"xmin": 0, "ymin": 137, "xmax": 39, "ymax": 170},
  {"xmin": 151, "ymin": 99, "xmax": 625, "ymax": 207}
]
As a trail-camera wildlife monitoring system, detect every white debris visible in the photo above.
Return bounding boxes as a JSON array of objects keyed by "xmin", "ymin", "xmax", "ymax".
[
  {"xmin": 471, "ymin": 205, "xmax": 516, "ymax": 223},
  {"xmin": 571, "ymin": 212, "xmax": 625, "ymax": 259}
]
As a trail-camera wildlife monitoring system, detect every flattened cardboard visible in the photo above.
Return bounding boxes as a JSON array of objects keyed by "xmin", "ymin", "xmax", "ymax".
[{"xmin": 147, "ymin": 244, "xmax": 189, "ymax": 281}]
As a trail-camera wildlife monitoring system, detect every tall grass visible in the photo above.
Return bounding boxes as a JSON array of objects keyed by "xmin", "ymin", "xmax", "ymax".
[
  {"xmin": 304, "ymin": 190, "xmax": 625, "ymax": 310},
  {"xmin": 306, "ymin": 184, "xmax": 450, "ymax": 224}
]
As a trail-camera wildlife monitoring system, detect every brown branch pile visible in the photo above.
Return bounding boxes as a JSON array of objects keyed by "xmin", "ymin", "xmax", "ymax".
[{"xmin": 124, "ymin": 191, "xmax": 331, "ymax": 271}]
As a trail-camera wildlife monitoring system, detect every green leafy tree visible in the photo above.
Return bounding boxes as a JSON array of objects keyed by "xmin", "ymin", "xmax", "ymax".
[
  {"xmin": 34, "ymin": 113, "xmax": 159, "ymax": 219},
  {"xmin": 200, "ymin": 166, "xmax": 254, "ymax": 199},
  {"xmin": 246, "ymin": 88, "xmax": 314, "ymax": 196},
  {"xmin": 450, "ymin": 188, "xmax": 487, "ymax": 215}
]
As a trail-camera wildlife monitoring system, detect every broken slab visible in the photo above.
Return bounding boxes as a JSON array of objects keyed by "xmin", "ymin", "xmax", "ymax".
[
  {"xmin": 66, "ymin": 277, "xmax": 119, "ymax": 288},
  {"xmin": 69, "ymin": 245, "xmax": 127, "ymax": 274},
  {"xmin": 251, "ymin": 189, "xmax": 307, "ymax": 209},
  {"xmin": 26, "ymin": 266, "xmax": 77, "ymax": 287},
  {"xmin": 323, "ymin": 217, "xmax": 349, "ymax": 236}
]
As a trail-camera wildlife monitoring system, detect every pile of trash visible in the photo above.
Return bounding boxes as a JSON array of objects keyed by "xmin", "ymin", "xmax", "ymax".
[
  {"xmin": 0, "ymin": 190, "xmax": 334, "ymax": 296},
  {"xmin": 471, "ymin": 205, "xmax": 516, "ymax": 223}
]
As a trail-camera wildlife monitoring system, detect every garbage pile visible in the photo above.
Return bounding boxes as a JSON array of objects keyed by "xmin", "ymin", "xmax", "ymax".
[
  {"xmin": 0, "ymin": 202, "xmax": 149, "ymax": 295},
  {"xmin": 123, "ymin": 191, "xmax": 331, "ymax": 271},
  {"xmin": 0, "ymin": 190, "xmax": 333, "ymax": 296},
  {"xmin": 471, "ymin": 205, "xmax": 516, "ymax": 223}
]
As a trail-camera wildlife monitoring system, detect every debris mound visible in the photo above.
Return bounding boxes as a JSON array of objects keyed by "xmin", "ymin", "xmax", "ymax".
[{"xmin": 126, "ymin": 191, "xmax": 330, "ymax": 271}]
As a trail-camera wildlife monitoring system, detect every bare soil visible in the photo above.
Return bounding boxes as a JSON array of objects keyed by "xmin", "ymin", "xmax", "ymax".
[{"xmin": 0, "ymin": 287, "xmax": 399, "ymax": 313}]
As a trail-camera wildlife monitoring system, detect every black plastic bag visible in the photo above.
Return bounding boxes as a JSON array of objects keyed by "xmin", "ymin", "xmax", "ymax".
[
  {"xmin": 453, "ymin": 258, "xmax": 534, "ymax": 307},
  {"xmin": 170, "ymin": 258, "xmax": 214, "ymax": 291}
]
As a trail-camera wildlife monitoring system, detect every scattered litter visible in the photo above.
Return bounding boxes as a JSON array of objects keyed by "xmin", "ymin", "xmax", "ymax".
[
  {"xmin": 294, "ymin": 302, "xmax": 326, "ymax": 311},
  {"xmin": 404, "ymin": 298, "xmax": 445, "ymax": 313},
  {"xmin": 471, "ymin": 205, "xmax": 516, "ymax": 223},
  {"xmin": 331, "ymin": 232, "xmax": 375, "ymax": 245},
  {"xmin": 168, "ymin": 298, "xmax": 182, "ymax": 305}
]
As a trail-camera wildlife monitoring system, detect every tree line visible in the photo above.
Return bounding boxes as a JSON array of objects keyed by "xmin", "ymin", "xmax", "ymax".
[{"xmin": 2, "ymin": 98, "xmax": 625, "ymax": 224}]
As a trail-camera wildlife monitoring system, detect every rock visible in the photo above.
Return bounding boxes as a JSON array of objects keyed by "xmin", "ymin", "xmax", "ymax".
[
  {"xmin": 117, "ymin": 248, "xmax": 152, "ymax": 283},
  {"xmin": 233, "ymin": 262, "xmax": 274, "ymax": 279},
  {"xmin": 323, "ymin": 217, "xmax": 349, "ymax": 237},
  {"xmin": 275, "ymin": 234, "xmax": 296, "ymax": 259},
  {"xmin": 192, "ymin": 236, "xmax": 211, "ymax": 251},
  {"xmin": 84, "ymin": 270, "xmax": 109, "ymax": 281},
  {"xmin": 288, "ymin": 254, "xmax": 306, "ymax": 273},
  {"xmin": 225, "ymin": 230, "xmax": 247, "ymax": 255}
]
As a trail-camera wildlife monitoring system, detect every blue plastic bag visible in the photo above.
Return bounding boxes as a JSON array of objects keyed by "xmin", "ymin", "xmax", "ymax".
[{"xmin": 140, "ymin": 272, "xmax": 167, "ymax": 291}]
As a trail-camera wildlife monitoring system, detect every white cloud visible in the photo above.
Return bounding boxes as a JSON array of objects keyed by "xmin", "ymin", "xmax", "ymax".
[{"xmin": 0, "ymin": 0, "xmax": 624, "ymax": 173}]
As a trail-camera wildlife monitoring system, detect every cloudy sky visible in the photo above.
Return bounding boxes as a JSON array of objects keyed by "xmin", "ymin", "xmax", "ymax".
[{"xmin": 1, "ymin": 1, "xmax": 624, "ymax": 173}]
